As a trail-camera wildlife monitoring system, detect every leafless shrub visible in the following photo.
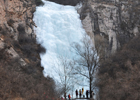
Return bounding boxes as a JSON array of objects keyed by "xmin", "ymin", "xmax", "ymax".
[
  {"xmin": 13, "ymin": 41, "xmax": 21, "ymax": 48},
  {"xmin": 21, "ymin": 44, "xmax": 33, "ymax": 55},
  {"xmin": 0, "ymin": 53, "xmax": 57, "ymax": 100},
  {"xmin": 7, "ymin": 19, "xmax": 15, "ymax": 27},
  {"xmin": 97, "ymin": 35, "xmax": 140, "ymax": 100},
  {"xmin": 0, "ymin": 26, "xmax": 2, "ymax": 31},
  {"xmin": 0, "ymin": 28, "xmax": 7, "ymax": 35},
  {"xmin": 17, "ymin": 24, "xmax": 25, "ymax": 34},
  {"xmin": 37, "ymin": 44, "xmax": 46, "ymax": 54},
  {"xmin": 47, "ymin": 0, "xmax": 84, "ymax": 6},
  {"xmin": 35, "ymin": 0, "xmax": 44, "ymax": 6}
]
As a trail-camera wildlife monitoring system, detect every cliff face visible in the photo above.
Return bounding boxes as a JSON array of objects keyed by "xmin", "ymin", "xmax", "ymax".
[
  {"xmin": 0, "ymin": 0, "xmax": 37, "ymax": 72},
  {"xmin": 80, "ymin": 0, "xmax": 140, "ymax": 55},
  {"xmin": 91, "ymin": 1, "xmax": 140, "ymax": 100},
  {"xmin": 79, "ymin": 1, "xmax": 140, "ymax": 99},
  {"xmin": 0, "ymin": 0, "xmax": 56, "ymax": 100},
  {"xmin": 0, "ymin": 0, "xmax": 36, "ymax": 40}
]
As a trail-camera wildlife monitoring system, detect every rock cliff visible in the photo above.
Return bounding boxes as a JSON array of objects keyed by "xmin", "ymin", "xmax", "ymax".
[
  {"xmin": 79, "ymin": 1, "xmax": 140, "ymax": 99},
  {"xmin": 0, "ymin": 0, "xmax": 41, "ymax": 73},
  {"xmin": 0, "ymin": 0, "xmax": 37, "ymax": 40},
  {"xmin": 80, "ymin": 0, "xmax": 140, "ymax": 55},
  {"xmin": 0, "ymin": 0, "xmax": 56, "ymax": 99}
]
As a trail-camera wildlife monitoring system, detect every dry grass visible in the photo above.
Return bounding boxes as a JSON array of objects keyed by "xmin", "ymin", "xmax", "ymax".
[
  {"xmin": 0, "ymin": 25, "xmax": 58, "ymax": 100},
  {"xmin": 97, "ymin": 35, "xmax": 140, "ymax": 100},
  {"xmin": 0, "ymin": 48, "xmax": 57, "ymax": 100}
]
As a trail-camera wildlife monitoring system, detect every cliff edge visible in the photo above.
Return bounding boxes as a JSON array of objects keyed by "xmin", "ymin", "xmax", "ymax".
[
  {"xmin": 0, "ymin": 0, "xmax": 56, "ymax": 100},
  {"xmin": 80, "ymin": 0, "xmax": 140, "ymax": 56}
]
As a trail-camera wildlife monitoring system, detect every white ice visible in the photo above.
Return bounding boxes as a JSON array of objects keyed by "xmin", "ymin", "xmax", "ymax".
[{"xmin": 33, "ymin": 0, "xmax": 90, "ymax": 98}]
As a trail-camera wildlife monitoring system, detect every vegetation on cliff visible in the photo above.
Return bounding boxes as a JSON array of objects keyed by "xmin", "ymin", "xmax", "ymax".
[
  {"xmin": 97, "ymin": 35, "xmax": 140, "ymax": 100},
  {"xmin": 0, "ymin": 24, "xmax": 58, "ymax": 100},
  {"xmin": 47, "ymin": 0, "xmax": 84, "ymax": 6},
  {"xmin": 87, "ymin": 0, "xmax": 140, "ymax": 99},
  {"xmin": 0, "ymin": 0, "xmax": 58, "ymax": 99},
  {"xmin": 35, "ymin": 0, "xmax": 44, "ymax": 6}
]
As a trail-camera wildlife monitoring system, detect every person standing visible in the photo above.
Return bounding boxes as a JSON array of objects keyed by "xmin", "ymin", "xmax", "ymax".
[
  {"xmin": 64, "ymin": 93, "xmax": 66, "ymax": 100},
  {"xmin": 86, "ymin": 90, "xmax": 88, "ymax": 99},
  {"xmin": 68, "ymin": 94, "xmax": 71, "ymax": 100},
  {"xmin": 82, "ymin": 88, "xmax": 84, "ymax": 95},
  {"xmin": 61, "ymin": 97, "xmax": 64, "ymax": 100},
  {"xmin": 79, "ymin": 89, "xmax": 82, "ymax": 98},
  {"xmin": 75, "ymin": 89, "xmax": 78, "ymax": 98}
]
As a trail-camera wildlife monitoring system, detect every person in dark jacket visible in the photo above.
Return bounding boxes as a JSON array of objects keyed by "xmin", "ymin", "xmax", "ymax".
[
  {"xmin": 79, "ymin": 89, "xmax": 82, "ymax": 98},
  {"xmin": 64, "ymin": 93, "xmax": 66, "ymax": 99},
  {"xmin": 86, "ymin": 90, "xmax": 88, "ymax": 99},
  {"xmin": 75, "ymin": 89, "xmax": 78, "ymax": 98}
]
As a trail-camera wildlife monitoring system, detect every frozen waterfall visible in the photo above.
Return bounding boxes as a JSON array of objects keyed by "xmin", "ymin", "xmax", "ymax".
[
  {"xmin": 34, "ymin": 0, "xmax": 85, "ymax": 78},
  {"xmin": 33, "ymin": 0, "xmax": 90, "ymax": 97}
]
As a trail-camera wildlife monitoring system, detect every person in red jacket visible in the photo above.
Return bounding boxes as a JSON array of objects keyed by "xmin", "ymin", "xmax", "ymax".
[{"xmin": 68, "ymin": 94, "xmax": 71, "ymax": 100}]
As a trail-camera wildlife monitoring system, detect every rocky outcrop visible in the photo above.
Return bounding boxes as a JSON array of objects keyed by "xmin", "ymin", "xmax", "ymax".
[
  {"xmin": 80, "ymin": 0, "xmax": 117, "ymax": 55},
  {"xmin": 80, "ymin": 1, "xmax": 140, "ymax": 99},
  {"xmin": 0, "ymin": 0, "xmax": 57, "ymax": 99},
  {"xmin": 0, "ymin": 0, "xmax": 36, "ymax": 65},
  {"xmin": 80, "ymin": 0, "xmax": 140, "ymax": 54},
  {"xmin": 0, "ymin": 0, "xmax": 36, "ymax": 40}
]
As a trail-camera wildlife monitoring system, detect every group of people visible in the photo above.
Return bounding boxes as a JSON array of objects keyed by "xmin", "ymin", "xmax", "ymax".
[
  {"xmin": 62, "ymin": 88, "xmax": 94, "ymax": 100},
  {"xmin": 75, "ymin": 88, "xmax": 84, "ymax": 98},
  {"xmin": 63, "ymin": 93, "xmax": 71, "ymax": 100},
  {"xmin": 75, "ymin": 88, "xmax": 94, "ymax": 99},
  {"xmin": 68, "ymin": 94, "xmax": 71, "ymax": 100}
]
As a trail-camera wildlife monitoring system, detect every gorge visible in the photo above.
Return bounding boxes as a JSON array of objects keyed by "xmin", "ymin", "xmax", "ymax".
[{"xmin": 0, "ymin": 0, "xmax": 140, "ymax": 100}]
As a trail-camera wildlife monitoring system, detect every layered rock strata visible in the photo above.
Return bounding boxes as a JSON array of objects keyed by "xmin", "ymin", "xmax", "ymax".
[
  {"xmin": 80, "ymin": 0, "xmax": 140, "ymax": 54},
  {"xmin": 0, "ymin": 0, "xmax": 36, "ymax": 66}
]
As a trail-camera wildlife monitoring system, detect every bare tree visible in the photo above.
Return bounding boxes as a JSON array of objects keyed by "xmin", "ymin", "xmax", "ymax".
[
  {"xmin": 54, "ymin": 56, "xmax": 75, "ymax": 99},
  {"xmin": 71, "ymin": 34, "xmax": 99, "ymax": 98}
]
